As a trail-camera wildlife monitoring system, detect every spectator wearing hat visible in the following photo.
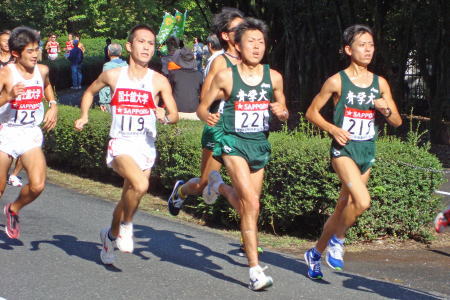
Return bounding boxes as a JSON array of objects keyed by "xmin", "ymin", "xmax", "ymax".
[
  {"xmin": 169, "ymin": 47, "xmax": 203, "ymax": 119},
  {"xmin": 99, "ymin": 43, "xmax": 128, "ymax": 112},
  {"xmin": 161, "ymin": 36, "xmax": 181, "ymax": 76}
]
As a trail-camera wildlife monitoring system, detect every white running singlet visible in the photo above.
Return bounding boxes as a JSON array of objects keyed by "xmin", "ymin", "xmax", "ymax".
[
  {"xmin": 47, "ymin": 41, "xmax": 58, "ymax": 54},
  {"xmin": 109, "ymin": 66, "xmax": 157, "ymax": 140},
  {"xmin": 4, "ymin": 64, "xmax": 45, "ymax": 127}
]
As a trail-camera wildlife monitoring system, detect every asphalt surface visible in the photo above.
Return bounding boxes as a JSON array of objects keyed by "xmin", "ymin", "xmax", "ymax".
[{"xmin": 0, "ymin": 181, "xmax": 447, "ymax": 300}]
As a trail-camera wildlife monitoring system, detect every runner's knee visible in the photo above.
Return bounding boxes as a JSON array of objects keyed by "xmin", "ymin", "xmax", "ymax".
[
  {"xmin": 132, "ymin": 179, "xmax": 149, "ymax": 196},
  {"xmin": 354, "ymin": 198, "xmax": 371, "ymax": 215},
  {"xmin": 241, "ymin": 195, "xmax": 260, "ymax": 213},
  {"xmin": 29, "ymin": 181, "xmax": 45, "ymax": 195}
]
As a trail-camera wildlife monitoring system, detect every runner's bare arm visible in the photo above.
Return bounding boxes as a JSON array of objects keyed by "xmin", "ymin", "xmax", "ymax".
[
  {"xmin": 153, "ymin": 72, "xmax": 179, "ymax": 124},
  {"xmin": 0, "ymin": 68, "xmax": 24, "ymax": 106},
  {"xmin": 74, "ymin": 70, "xmax": 112, "ymax": 131},
  {"xmin": 306, "ymin": 74, "xmax": 351, "ymax": 146},
  {"xmin": 269, "ymin": 69, "xmax": 289, "ymax": 121},
  {"xmin": 375, "ymin": 77, "xmax": 402, "ymax": 128},
  {"xmin": 200, "ymin": 55, "xmax": 227, "ymax": 100},
  {"xmin": 39, "ymin": 64, "xmax": 58, "ymax": 131},
  {"xmin": 197, "ymin": 69, "xmax": 230, "ymax": 125}
]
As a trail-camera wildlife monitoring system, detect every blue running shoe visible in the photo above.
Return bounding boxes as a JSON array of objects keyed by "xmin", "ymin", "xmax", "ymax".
[
  {"xmin": 304, "ymin": 248, "xmax": 323, "ymax": 280},
  {"xmin": 168, "ymin": 180, "xmax": 185, "ymax": 216},
  {"xmin": 326, "ymin": 236, "xmax": 344, "ymax": 270}
]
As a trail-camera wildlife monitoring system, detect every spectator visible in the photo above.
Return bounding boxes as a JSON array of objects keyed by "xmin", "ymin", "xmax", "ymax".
[
  {"xmin": 74, "ymin": 33, "xmax": 85, "ymax": 53},
  {"xmin": 160, "ymin": 36, "xmax": 181, "ymax": 76},
  {"xmin": 193, "ymin": 37, "xmax": 204, "ymax": 72},
  {"xmin": 68, "ymin": 39, "xmax": 83, "ymax": 89},
  {"xmin": 203, "ymin": 33, "xmax": 223, "ymax": 78},
  {"xmin": 63, "ymin": 33, "xmax": 74, "ymax": 58},
  {"xmin": 99, "ymin": 43, "xmax": 128, "ymax": 112},
  {"xmin": 0, "ymin": 30, "xmax": 14, "ymax": 67},
  {"xmin": 45, "ymin": 33, "xmax": 59, "ymax": 60},
  {"xmin": 169, "ymin": 47, "xmax": 203, "ymax": 119},
  {"xmin": 104, "ymin": 38, "xmax": 112, "ymax": 62},
  {"xmin": 36, "ymin": 30, "xmax": 44, "ymax": 62}
]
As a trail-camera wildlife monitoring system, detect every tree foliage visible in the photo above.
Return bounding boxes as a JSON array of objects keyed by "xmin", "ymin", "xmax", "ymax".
[
  {"xmin": 1, "ymin": 0, "xmax": 448, "ymax": 142},
  {"xmin": 203, "ymin": 0, "xmax": 449, "ymax": 142}
]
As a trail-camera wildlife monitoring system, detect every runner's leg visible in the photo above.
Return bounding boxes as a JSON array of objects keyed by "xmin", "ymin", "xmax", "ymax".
[
  {"xmin": 316, "ymin": 156, "xmax": 370, "ymax": 253},
  {"xmin": 11, "ymin": 157, "xmax": 23, "ymax": 177},
  {"xmin": 9, "ymin": 147, "xmax": 46, "ymax": 213},
  {"xmin": 223, "ymin": 155, "xmax": 263, "ymax": 267},
  {"xmin": 0, "ymin": 152, "xmax": 13, "ymax": 197},
  {"xmin": 110, "ymin": 155, "xmax": 150, "ymax": 237}
]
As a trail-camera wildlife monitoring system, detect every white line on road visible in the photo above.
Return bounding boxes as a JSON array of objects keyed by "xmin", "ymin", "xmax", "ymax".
[{"xmin": 435, "ymin": 190, "xmax": 450, "ymax": 196}]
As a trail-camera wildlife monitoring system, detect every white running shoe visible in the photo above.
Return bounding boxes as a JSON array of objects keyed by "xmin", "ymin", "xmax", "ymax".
[
  {"xmin": 202, "ymin": 171, "xmax": 223, "ymax": 205},
  {"xmin": 116, "ymin": 222, "xmax": 134, "ymax": 253},
  {"xmin": 100, "ymin": 228, "xmax": 115, "ymax": 264},
  {"xmin": 248, "ymin": 265, "xmax": 273, "ymax": 291},
  {"xmin": 8, "ymin": 175, "xmax": 23, "ymax": 187}
]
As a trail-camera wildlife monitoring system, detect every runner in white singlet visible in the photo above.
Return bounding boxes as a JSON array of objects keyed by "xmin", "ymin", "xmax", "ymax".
[
  {"xmin": 0, "ymin": 26, "xmax": 58, "ymax": 239},
  {"xmin": 74, "ymin": 24, "xmax": 178, "ymax": 265},
  {"xmin": 107, "ymin": 66, "xmax": 158, "ymax": 170},
  {"xmin": 45, "ymin": 34, "xmax": 59, "ymax": 60}
]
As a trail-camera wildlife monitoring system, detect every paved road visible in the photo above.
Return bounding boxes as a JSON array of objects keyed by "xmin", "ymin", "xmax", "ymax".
[{"xmin": 0, "ymin": 182, "xmax": 446, "ymax": 300}]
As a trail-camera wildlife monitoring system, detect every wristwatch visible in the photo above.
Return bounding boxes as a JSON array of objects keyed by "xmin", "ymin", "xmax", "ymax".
[{"xmin": 384, "ymin": 107, "xmax": 392, "ymax": 118}]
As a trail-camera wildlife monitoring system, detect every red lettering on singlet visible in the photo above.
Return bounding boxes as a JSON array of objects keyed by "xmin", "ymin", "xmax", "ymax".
[
  {"xmin": 10, "ymin": 86, "xmax": 43, "ymax": 110},
  {"xmin": 344, "ymin": 107, "xmax": 375, "ymax": 120},
  {"xmin": 111, "ymin": 88, "xmax": 156, "ymax": 109},
  {"xmin": 235, "ymin": 100, "xmax": 270, "ymax": 111}
]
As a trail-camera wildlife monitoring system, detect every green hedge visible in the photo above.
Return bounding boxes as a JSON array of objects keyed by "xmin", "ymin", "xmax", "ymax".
[
  {"xmin": 44, "ymin": 105, "xmax": 446, "ymax": 242},
  {"xmin": 43, "ymin": 56, "xmax": 105, "ymax": 90}
]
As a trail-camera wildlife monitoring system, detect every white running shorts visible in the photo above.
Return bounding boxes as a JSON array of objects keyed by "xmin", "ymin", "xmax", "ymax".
[
  {"xmin": 48, "ymin": 54, "xmax": 58, "ymax": 61},
  {"xmin": 0, "ymin": 125, "xmax": 43, "ymax": 158},
  {"xmin": 106, "ymin": 138, "xmax": 156, "ymax": 171}
]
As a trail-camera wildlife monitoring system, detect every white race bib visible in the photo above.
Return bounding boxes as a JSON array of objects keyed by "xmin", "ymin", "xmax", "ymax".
[
  {"xmin": 9, "ymin": 86, "xmax": 44, "ymax": 126},
  {"xmin": 234, "ymin": 101, "xmax": 270, "ymax": 133},
  {"xmin": 342, "ymin": 107, "xmax": 375, "ymax": 141},
  {"xmin": 110, "ymin": 88, "xmax": 156, "ymax": 139}
]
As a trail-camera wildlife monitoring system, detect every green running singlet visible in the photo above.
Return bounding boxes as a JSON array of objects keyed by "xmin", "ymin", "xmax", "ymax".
[
  {"xmin": 213, "ymin": 64, "xmax": 274, "ymax": 171},
  {"xmin": 201, "ymin": 54, "xmax": 235, "ymax": 150},
  {"xmin": 330, "ymin": 70, "xmax": 381, "ymax": 173}
]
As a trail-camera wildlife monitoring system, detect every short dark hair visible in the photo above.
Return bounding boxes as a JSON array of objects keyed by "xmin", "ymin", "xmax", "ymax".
[
  {"xmin": 206, "ymin": 34, "xmax": 222, "ymax": 51},
  {"xmin": 343, "ymin": 24, "xmax": 374, "ymax": 49},
  {"xmin": 212, "ymin": 7, "xmax": 244, "ymax": 49},
  {"xmin": 234, "ymin": 17, "xmax": 268, "ymax": 46},
  {"xmin": 127, "ymin": 24, "xmax": 156, "ymax": 43},
  {"xmin": 0, "ymin": 29, "xmax": 11, "ymax": 36},
  {"xmin": 9, "ymin": 26, "xmax": 39, "ymax": 54},
  {"xmin": 106, "ymin": 38, "xmax": 112, "ymax": 44}
]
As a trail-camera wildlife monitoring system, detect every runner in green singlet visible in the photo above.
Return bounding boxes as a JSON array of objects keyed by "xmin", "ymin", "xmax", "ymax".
[
  {"xmin": 167, "ymin": 8, "xmax": 244, "ymax": 215},
  {"xmin": 303, "ymin": 24, "xmax": 402, "ymax": 280},
  {"xmin": 198, "ymin": 17, "xmax": 289, "ymax": 291}
]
